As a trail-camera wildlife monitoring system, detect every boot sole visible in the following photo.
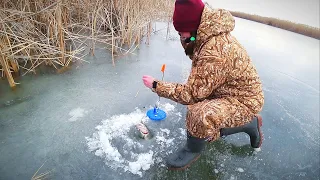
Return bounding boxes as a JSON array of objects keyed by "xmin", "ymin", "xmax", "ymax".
[
  {"xmin": 167, "ymin": 154, "xmax": 201, "ymax": 171},
  {"xmin": 255, "ymin": 114, "xmax": 263, "ymax": 148}
]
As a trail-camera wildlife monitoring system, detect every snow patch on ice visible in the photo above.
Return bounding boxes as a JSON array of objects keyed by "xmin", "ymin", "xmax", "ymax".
[
  {"xmin": 160, "ymin": 128, "xmax": 170, "ymax": 135},
  {"xmin": 153, "ymin": 128, "xmax": 177, "ymax": 165},
  {"xmin": 126, "ymin": 151, "xmax": 154, "ymax": 177},
  {"xmin": 68, "ymin": 107, "xmax": 88, "ymax": 122},
  {"xmin": 86, "ymin": 108, "xmax": 152, "ymax": 177},
  {"xmin": 236, "ymin": 167, "xmax": 244, "ymax": 172},
  {"xmin": 230, "ymin": 175, "xmax": 236, "ymax": 180},
  {"xmin": 86, "ymin": 102, "xmax": 183, "ymax": 177},
  {"xmin": 156, "ymin": 131, "xmax": 175, "ymax": 147},
  {"xmin": 179, "ymin": 128, "xmax": 186, "ymax": 136},
  {"xmin": 254, "ymin": 147, "xmax": 261, "ymax": 152},
  {"xmin": 161, "ymin": 103, "xmax": 175, "ymax": 112}
]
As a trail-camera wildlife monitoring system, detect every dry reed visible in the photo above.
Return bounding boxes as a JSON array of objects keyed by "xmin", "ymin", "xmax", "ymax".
[
  {"xmin": 230, "ymin": 11, "xmax": 320, "ymax": 40},
  {"xmin": 31, "ymin": 160, "xmax": 54, "ymax": 180},
  {"xmin": 0, "ymin": 0, "xmax": 174, "ymax": 88}
]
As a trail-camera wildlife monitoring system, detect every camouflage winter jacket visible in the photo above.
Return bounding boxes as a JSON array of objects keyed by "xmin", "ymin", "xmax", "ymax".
[{"xmin": 154, "ymin": 5, "xmax": 264, "ymax": 114}]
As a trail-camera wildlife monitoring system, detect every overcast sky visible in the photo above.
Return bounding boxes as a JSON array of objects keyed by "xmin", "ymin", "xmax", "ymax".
[{"xmin": 204, "ymin": 0, "xmax": 319, "ymax": 28}]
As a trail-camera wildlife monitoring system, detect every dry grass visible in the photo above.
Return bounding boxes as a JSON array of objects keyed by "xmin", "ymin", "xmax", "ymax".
[
  {"xmin": 31, "ymin": 160, "xmax": 54, "ymax": 180},
  {"xmin": 230, "ymin": 11, "xmax": 320, "ymax": 40},
  {"xmin": 0, "ymin": 0, "xmax": 174, "ymax": 88}
]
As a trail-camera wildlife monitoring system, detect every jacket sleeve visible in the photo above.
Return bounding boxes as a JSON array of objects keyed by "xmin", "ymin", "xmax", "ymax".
[{"xmin": 154, "ymin": 45, "xmax": 230, "ymax": 105}]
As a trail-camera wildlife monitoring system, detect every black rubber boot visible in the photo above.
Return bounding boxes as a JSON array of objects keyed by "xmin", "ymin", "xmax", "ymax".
[
  {"xmin": 220, "ymin": 115, "xmax": 263, "ymax": 148},
  {"xmin": 166, "ymin": 132, "xmax": 206, "ymax": 170}
]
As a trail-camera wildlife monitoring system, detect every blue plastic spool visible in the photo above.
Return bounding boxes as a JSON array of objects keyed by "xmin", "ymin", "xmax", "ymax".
[{"xmin": 147, "ymin": 107, "xmax": 166, "ymax": 121}]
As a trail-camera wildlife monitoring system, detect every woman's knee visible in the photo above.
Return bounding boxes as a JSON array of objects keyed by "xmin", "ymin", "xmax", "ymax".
[
  {"xmin": 186, "ymin": 100, "xmax": 225, "ymax": 138},
  {"xmin": 186, "ymin": 107, "xmax": 214, "ymax": 138}
]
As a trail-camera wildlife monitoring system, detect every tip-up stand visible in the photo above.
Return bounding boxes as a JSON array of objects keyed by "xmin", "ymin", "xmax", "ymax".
[{"xmin": 147, "ymin": 107, "xmax": 166, "ymax": 121}]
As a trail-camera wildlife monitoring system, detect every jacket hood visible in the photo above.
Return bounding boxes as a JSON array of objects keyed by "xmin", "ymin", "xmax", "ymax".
[{"xmin": 195, "ymin": 6, "xmax": 235, "ymax": 44}]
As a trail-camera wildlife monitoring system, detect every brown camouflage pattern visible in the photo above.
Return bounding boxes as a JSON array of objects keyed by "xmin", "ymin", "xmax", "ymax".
[{"xmin": 153, "ymin": 5, "xmax": 264, "ymax": 139}]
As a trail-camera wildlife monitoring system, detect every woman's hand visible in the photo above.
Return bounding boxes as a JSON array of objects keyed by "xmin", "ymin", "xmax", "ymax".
[{"xmin": 142, "ymin": 75, "xmax": 155, "ymax": 89}]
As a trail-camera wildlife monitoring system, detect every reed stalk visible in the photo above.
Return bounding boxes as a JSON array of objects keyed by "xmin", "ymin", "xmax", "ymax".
[{"xmin": 0, "ymin": 0, "xmax": 174, "ymax": 88}]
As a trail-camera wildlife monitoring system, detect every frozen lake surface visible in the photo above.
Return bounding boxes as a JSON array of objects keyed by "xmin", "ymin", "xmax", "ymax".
[
  {"xmin": 0, "ymin": 18, "xmax": 319, "ymax": 180},
  {"xmin": 204, "ymin": 0, "xmax": 320, "ymax": 28}
]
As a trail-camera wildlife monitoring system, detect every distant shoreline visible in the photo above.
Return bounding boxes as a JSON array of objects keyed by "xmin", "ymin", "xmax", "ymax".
[{"xmin": 229, "ymin": 11, "xmax": 320, "ymax": 40}]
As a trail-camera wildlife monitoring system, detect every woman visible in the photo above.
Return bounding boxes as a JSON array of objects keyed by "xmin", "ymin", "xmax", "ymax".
[{"xmin": 142, "ymin": 0, "xmax": 264, "ymax": 170}]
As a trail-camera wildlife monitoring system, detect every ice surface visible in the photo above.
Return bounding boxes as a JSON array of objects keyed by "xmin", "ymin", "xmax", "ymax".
[
  {"xmin": 204, "ymin": 0, "xmax": 319, "ymax": 27},
  {"xmin": 179, "ymin": 128, "xmax": 187, "ymax": 137}
]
